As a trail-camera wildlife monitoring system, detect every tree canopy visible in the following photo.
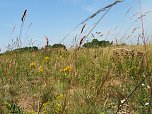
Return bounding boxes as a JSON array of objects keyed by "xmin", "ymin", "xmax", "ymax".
[{"xmin": 83, "ymin": 39, "xmax": 112, "ymax": 48}]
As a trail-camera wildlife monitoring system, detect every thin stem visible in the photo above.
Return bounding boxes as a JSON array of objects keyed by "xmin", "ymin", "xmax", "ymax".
[{"xmin": 139, "ymin": 0, "xmax": 146, "ymax": 50}]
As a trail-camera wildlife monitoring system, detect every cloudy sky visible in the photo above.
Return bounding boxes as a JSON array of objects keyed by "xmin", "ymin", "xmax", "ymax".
[{"xmin": 0, "ymin": 0, "xmax": 152, "ymax": 51}]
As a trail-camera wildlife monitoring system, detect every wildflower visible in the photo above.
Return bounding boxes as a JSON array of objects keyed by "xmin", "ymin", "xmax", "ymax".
[
  {"xmin": 55, "ymin": 103, "xmax": 62, "ymax": 112},
  {"xmin": 57, "ymin": 94, "xmax": 64, "ymax": 100},
  {"xmin": 145, "ymin": 102, "xmax": 149, "ymax": 106},
  {"xmin": 44, "ymin": 56, "xmax": 50, "ymax": 63},
  {"xmin": 38, "ymin": 66, "xmax": 43, "ymax": 73},
  {"xmin": 100, "ymin": 112, "xmax": 104, "ymax": 114},
  {"xmin": 43, "ymin": 101, "xmax": 51, "ymax": 107},
  {"xmin": 28, "ymin": 109, "xmax": 37, "ymax": 114},
  {"xmin": 30, "ymin": 62, "xmax": 36, "ymax": 68},
  {"xmin": 63, "ymin": 66, "xmax": 72, "ymax": 73},
  {"xmin": 121, "ymin": 99, "xmax": 126, "ymax": 104},
  {"xmin": 141, "ymin": 83, "xmax": 145, "ymax": 86}
]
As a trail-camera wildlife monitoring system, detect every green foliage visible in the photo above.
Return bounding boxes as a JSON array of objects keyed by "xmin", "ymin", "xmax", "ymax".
[
  {"xmin": 14, "ymin": 46, "xmax": 38, "ymax": 52},
  {"xmin": 50, "ymin": 44, "xmax": 66, "ymax": 49},
  {"xmin": 0, "ymin": 46, "xmax": 151, "ymax": 113},
  {"xmin": 83, "ymin": 39, "xmax": 111, "ymax": 48},
  {"xmin": 3, "ymin": 101, "xmax": 24, "ymax": 114}
]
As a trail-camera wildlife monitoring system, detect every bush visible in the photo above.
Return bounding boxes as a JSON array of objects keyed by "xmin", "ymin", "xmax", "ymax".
[
  {"xmin": 83, "ymin": 39, "xmax": 111, "ymax": 48},
  {"xmin": 14, "ymin": 46, "xmax": 38, "ymax": 52},
  {"xmin": 52, "ymin": 44, "xmax": 66, "ymax": 49},
  {"xmin": 47, "ymin": 44, "xmax": 66, "ymax": 49}
]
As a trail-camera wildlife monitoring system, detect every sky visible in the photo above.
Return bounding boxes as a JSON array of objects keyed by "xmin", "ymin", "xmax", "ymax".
[{"xmin": 0, "ymin": 0, "xmax": 152, "ymax": 52}]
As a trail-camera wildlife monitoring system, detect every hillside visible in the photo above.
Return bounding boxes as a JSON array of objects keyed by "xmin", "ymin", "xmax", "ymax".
[{"xmin": 0, "ymin": 45, "xmax": 152, "ymax": 113}]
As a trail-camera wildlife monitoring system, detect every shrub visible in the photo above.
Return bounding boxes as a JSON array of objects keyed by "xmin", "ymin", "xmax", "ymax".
[{"xmin": 83, "ymin": 39, "xmax": 111, "ymax": 48}]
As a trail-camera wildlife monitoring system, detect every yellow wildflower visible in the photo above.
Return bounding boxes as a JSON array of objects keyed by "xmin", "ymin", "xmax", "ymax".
[
  {"xmin": 57, "ymin": 94, "xmax": 64, "ymax": 100},
  {"xmin": 44, "ymin": 56, "xmax": 50, "ymax": 63},
  {"xmin": 43, "ymin": 101, "xmax": 51, "ymax": 107},
  {"xmin": 30, "ymin": 62, "xmax": 36, "ymax": 68},
  {"xmin": 100, "ymin": 112, "xmax": 104, "ymax": 114},
  {"xmin": 38, "ymin": 66, "xmax": 43, "ymax": 73},
  {"xmin": 63, "ymin": 66, "xmax": 72, "ymax": 72},
  {"xmin": 55, "ymin": 103, "xmax": 62, "ymax": 112},
  {"xmin": 28, "ymin": 110, "xmax": 37, "ymax": 114}
]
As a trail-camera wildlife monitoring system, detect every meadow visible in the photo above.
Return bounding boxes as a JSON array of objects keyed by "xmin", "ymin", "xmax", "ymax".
[
  {"xmin": 0, "ymin": 1, "xmax": 151, "ymax": 113},
  {"xmin": 0, "ymin": 44, "xmax": 152, "ymax": 114}
]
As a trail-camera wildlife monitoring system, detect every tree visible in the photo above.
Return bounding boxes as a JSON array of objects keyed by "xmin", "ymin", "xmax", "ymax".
[
  {"xmin": 83, "ymin": 39, "xmax": 111, "ymax": 48},
  {"xmin": 14, "ymin": 46, "xmax": 38, "ymax": 52},
  {"xmin": 52, "ymin": 44, "xmax": 66, "ymax": 49}
]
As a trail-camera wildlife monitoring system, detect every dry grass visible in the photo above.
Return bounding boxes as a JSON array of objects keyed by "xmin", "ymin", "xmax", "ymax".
[{"xmin": 0, "ymin": 45, "xmax": 152, "ymax": 113}]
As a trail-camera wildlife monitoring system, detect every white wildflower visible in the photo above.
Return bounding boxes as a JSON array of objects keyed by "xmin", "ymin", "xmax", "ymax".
[{"xmin": 145, "ymin": 102, "xmax": 149, "ymax": 106}]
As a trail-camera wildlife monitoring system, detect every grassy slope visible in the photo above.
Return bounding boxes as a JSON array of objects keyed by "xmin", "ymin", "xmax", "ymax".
[{"xmin": 0, "ymin": 45, "xmax": 152, "ymax": 114}]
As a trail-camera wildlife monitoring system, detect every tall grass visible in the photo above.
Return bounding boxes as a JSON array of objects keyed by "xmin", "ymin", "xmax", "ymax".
[
  {"xmin": 0, "ymin": 45, "xmax": 152, "ymax": 113},
  {"xmin": 1, "ymin": 1, "xmax": 152, "ymax": 113}
]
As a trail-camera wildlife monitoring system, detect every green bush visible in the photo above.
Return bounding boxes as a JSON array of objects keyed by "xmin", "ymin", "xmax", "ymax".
[
  {"xmin": 14, "ymin": 46, "xmax": 38, "ymax": 52},
  {"xmin": 83, "ymin": 39, "xmax": 111, "ymax": 48}
]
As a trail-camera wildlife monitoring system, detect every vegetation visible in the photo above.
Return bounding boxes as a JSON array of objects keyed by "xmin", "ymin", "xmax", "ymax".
[
  {"xmin": 14, "ymin": 46, "xmax": 39, "ymax": 52},
  {"xmin": 0, "ymin": 0, "xmax": 151, "ymax": 113},
  {"xmin": 48, "ymin": 44, "xmax": 66, "ymax": 49},
  {"xmin": 4, "ymin": 46, "xmax": 39, "ymax": 55},
  {"xmin": 52, "ymin": 44, "xmax": 66, "ymax": 49},
  {"xmin": 83, "ymin": 39, "xmax": 112, "ymax": 48},
  {"xmin": 0, "ymin": 45, "xmax": 152, "ymax": 113}
]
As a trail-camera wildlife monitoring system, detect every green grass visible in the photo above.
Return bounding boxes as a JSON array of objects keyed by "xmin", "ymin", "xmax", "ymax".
[{"xmin": 0, "ymin": 46, "xmax": 152, "ymax": 114}]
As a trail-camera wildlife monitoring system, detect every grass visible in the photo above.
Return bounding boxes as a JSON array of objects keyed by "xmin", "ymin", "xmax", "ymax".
[
  {"xmin": 1, "ymin": 0, "xmax": 151, "ymax": 113},
  {"xmin": 0, "ymin": 45, "xmax": 152, "ymax": 114}
]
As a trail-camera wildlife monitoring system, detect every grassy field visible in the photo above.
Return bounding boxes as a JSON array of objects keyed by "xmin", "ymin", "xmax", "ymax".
[{"xmin": 0, "ymin": 45, "xmax": 152, "ymax": 114}]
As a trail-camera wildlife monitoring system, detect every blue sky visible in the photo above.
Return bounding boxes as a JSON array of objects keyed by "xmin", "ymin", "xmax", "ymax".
[{"xmin": 0, "ymin": 0, "xmax": 152, "ymax": 51}]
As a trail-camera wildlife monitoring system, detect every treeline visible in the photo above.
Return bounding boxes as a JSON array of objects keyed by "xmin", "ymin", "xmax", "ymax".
[
  {"xmin": 14, "ymin": 46, "xmax": 39, "ymax": 52},
  {"xmin": 47, "ymin": 44, "xmax": 66, "ymax": 49},
  {"xmin": 7, "ymin": 44, "xmax": 66, "ymax": 52},
  {"xmin": 4, "ymin": 39, "xmax": 114, "ymax": 54},
  {"xmin": 83, "ymin": 39, "xmax": 112, "ymax": 48}
]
